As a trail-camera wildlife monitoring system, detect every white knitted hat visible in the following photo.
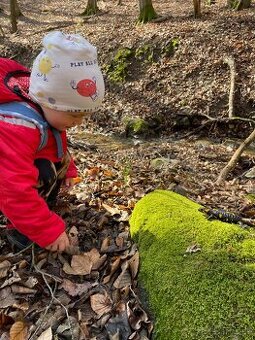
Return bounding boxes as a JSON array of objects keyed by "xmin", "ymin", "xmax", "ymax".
[{"xmin": 29, "ymin": 31, "xmax": 105, "ymax": 113}]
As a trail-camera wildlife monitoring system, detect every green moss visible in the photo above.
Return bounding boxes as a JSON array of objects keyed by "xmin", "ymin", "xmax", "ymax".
[
  {"xmin": 161, "ymin": 38, "xmax": 179, "ymax": 57},
  {"xmin": 130, "ymin": 190, "xmax": 255, "ymax": 340},
  {"xmin": 124, "ymin": 117, "xmax": 149, "ymax": 137},
  {"xmin": 135, "ymin": 44, "xmax": 154, "ymax": 63},
  {"xmin": 104, "ymin": 47, "xmax": 133, "ymax": 83}
]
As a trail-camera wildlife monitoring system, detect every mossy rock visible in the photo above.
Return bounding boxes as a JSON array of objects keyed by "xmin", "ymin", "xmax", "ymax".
[
  {"xmin": 124, "ymin": 117, "xmax": 150, "ymax": 137},
  {"xmin": 129, "ymin": 190, "xmax": 255, "ymax": 340}
]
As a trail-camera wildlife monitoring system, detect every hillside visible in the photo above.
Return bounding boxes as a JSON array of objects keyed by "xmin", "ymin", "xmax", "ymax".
[{"xmin": 1, "ymin": 0, "xmax": 255, "ymax": 138}]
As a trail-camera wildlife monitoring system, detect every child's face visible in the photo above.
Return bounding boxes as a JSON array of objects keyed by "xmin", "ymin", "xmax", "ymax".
[{"xmin": 42, "ymin": 106, "xmax": 87, "ymax": 131}]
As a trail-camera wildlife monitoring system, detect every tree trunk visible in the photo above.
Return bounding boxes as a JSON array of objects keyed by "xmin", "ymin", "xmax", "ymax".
[
  {"xmin": 138, "ymin": 0, "xmax": 157, "ymax": 23},
  {"xmin": 14, "ymin": 0, "xmax": 23, "ymax": 17},
  {"xmin": 228, "ymin": 0, "xmax": 251, "ymax": 9},
  {"xmin": 193, "ymin": 0, "xmax": 201, "ymax": 18},
  {"xmin": 81, "ymin": 0, "xmax": 99, "ymax": 16},
  {"xmin": 10, "ymin": 0, "xmax": 18, "ymax": 33}
]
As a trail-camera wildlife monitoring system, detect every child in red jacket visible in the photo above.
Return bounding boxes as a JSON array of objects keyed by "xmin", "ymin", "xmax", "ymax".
[{"xmin": 0, "ymin": 31, "xmax": 105, "ymax": 252}]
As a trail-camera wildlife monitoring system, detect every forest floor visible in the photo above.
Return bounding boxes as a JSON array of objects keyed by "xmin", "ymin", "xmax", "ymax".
[{"xmin": 1, "ymin": 0, "xmax": 255, "ymax": 338}]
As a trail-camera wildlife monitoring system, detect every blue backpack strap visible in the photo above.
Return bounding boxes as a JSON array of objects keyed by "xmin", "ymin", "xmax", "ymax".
[
  {"xmin": 51, "ymin": 127, "xmax": 64, "ymax": 159},
  {"xmin": 0, "ymin": 102, "xmax": 64, "ymax": 157}
]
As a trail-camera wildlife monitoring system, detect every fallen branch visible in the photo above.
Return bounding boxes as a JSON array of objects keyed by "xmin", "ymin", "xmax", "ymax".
[
  {"xmin": 216, "ymin": 127, "xmax": 255, "ymax": 184},
  {"xmin": 225, "ymin": 56, "xmax": 236, "ymax": 118}
]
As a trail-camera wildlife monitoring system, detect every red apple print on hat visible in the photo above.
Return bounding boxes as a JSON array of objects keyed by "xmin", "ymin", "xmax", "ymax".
[{"xmin": 70, "ymin": 77, "xmax": 98, "ymax": 101}]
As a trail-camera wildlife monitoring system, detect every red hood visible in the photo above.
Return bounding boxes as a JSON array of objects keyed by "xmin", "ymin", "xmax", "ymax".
[{"xmin": 0, "ymin": 57, "xmax": 31, "ymax": 103}]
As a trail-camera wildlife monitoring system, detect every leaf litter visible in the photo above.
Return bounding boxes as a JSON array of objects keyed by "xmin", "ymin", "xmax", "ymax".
[{"xmin": 0, "ymin": 183, "xmax": 152, "ymax": 339}]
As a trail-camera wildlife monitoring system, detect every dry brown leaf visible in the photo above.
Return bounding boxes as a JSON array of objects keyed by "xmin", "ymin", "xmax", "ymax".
[
  {"xmin": 0, "ymin": 260, "xmax": 11, "ymax": 279},
  {"xmin": 37, "ymin": 327, "xmax": 53, "ymax": 340},
  {"xmin": 115, "ymin": 236, "xmax": 124, "ymax": 248},
  {"xmin": 127, "ymin": 301, "xmax": 149, "ymax": 331},
  {"xmin": 79, "ymin": 322, "xmax": 90, "ymax": 338},
  {"xmin": 71, "ymin": 253, "xmax": 93, "ymax": 275},
  {"xmin": 128, "ymin": 251, "xmax": 139, "ymax": 279},
  {"xmin": 23, "ymin": 277, "xmax": 38, "ymax": 289},
  {"xmin": 101, "ymin": 236, "xmax": 111, "ymax": 252},
  {"xmin": 86, "ymin": 167, "xmax": 100, "ymax": 179},
  {"xmin": 0, "ymin": 287, "xmax": 18, "ymax": 308},
  {"xmin": 60, "ymin": 279, "xmax": 94, "ymax": 297},
  {"xmin": 1, "ymin": 271, "xmax": 21, "ymax": 288},
  {"xmin": 18, "ymin": 260, "xmax": 28, "ymax": 269},
  {"xmin": 11, "ymin": 285, "xmax": 37, "ymax": 294},
  {"xmin": 88, "ymin": 248, "xmax": 100, "ymax": 265},
  {"xmin": 90, "ymin": 292, "xmax": 113, "ymax": 317},
  {"xmin": 12, "ymin": 302, "xmax": 29, "ymax": 311},
  {"xmin": 102, "ymin": 203, "xmax": 120, "ymax": 216},
  {"xmin": 0, "ymin": 312, "xmax": 14, "ymax": 328},
  {"xmin": 63, "ymin": 253, "xmax": 92, "ymax": 275},
  {"xmin": 103, "ymin": 257, "xmax": 121, "ymax": 284},
  {"xmin": 113, "ymin": 262, "xmax": 131, "ymax": 289},
  {"xmin": 9, "ymin": 321, "xmax": 28, "ymax": 340},
  {"xmin": 103, "ymin": 169, "xmax": 115, "ymax": 178}
]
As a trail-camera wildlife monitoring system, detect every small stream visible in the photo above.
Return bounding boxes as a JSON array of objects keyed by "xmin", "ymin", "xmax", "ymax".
[{"xmin": 71, "ymin": 129, "xmax": 255, "ymax": 158}]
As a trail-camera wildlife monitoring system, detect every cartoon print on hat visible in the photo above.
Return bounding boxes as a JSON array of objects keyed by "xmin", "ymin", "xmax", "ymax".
[
  {"xmin": 70, "ymin": 77, "xmax": 98, "ymax": 101},
  {"xmin": 37, "ymin": 54, "xmax": 60, "ymax": 81}
]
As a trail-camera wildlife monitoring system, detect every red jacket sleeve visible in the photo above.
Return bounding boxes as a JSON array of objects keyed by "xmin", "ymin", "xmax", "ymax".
[{"xmin": 0, "ymin": 121, "xmax": 65, "ymax": 247}]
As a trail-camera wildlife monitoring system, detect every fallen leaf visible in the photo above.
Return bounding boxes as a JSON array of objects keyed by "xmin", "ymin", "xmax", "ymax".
[
  {"xmin": 0, "ymin": 287, "xmax": 18, "ymax": 308},
  {"xmin": 101, "ymin": 237, "xmax": 111, "ymax": 252},
  {"xmin": 128, "ymin": 251, "xmax": 139, "ymax": 279},
  {"xmin": 63, "ymin": 253, "xmax": 92, "ymax": 275},
  {"xmin": 1, "ymin": 271, "xmax": 21, "ymax": 288},
  {"xmin": 60, "ymin": 279, "xmax": 94, "ymax": 297},
  {"xmin": 73, "ymin": 177, "xmax": 82, "ymax": 184},
  {"xmin": 113, "ymin": 262, "xmax": 132, "ymax": 289},
  {"xmin": 102, "ymin": 203, "xmax": 121, "ymax": 216},
  {"xmin": 0, "ymin": 260, "xmax": 11, "ymax": 279},
  {"xmin": 90, "ymin": 292, "xmax": 113, "ymax": 317},
  {"xmin": 9, "ymin": 321, "xmax": 28, "ymax": 340},
  {"xmin": 37, "ymin": 327, "xmax": 52, "ymax": 340},
  {"xmin": 103, "ymin": 257, "xmax": 121, "ymax": 284},
  {"xmin": 11, "ymin": 285, "xmax": 37, "ymax": 294},
  {"xmin": 0, "ymin": 312, "xmax": 14, "ymax": 328}
]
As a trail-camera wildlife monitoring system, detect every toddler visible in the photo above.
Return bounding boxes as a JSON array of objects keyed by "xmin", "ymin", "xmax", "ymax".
[{"xmin": 0, "ymin": 31, "xmax": 105, "ymax": 252}]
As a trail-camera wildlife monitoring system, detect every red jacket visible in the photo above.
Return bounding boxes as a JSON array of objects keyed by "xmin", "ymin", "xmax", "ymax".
[
  {"xmin": 0, "ymin": 58, "xmax": 77, "ymax": 247},
  {"xmin": 0, "ymin": 115, "xmax": 77, "ymax": 247}
]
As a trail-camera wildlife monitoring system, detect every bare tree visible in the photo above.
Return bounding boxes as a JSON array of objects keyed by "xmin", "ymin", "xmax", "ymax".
[
  {"xmin": 138, "ymin": 0, "xmax": 157, "ymax": 23},
  {"xmin": 81, "ymin": 0, "xmax": 99, "ymax": 16},
  {"xmin": 10, "ymin": 0, "xmax": 18, "ymax": 33},
  {"xmin": 14, "ymin": 0, "xmax": 23, "ymax": 17},
  {"xmin": 228, "ymin": 0, "xmax": 251, "ymax": 9},
  {"xmin": 193, "ymin": 0, "xmax": 201, "ymax": 18}
]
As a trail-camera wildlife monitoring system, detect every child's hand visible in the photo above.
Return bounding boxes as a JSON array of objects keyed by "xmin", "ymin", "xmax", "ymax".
[
  {"xmin": 45, "ymin": 231, "xmax": 70, "ymax": 252},
  {"xmin": 63, "ymin": 178, "xmax": 75, "ymax": 189}
]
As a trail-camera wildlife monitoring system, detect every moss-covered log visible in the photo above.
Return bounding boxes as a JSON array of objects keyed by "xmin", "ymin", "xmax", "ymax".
[{"xmin": 130, "ymin": 190, "xmax": 255, "ymax": 339}]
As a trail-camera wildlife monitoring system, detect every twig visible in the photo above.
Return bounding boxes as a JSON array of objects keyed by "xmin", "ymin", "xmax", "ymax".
[
  {"xmin": 30, "ymin": 245, "xmax": 74, "ymax": 340},
  {"xmin": 28, "ymin": 282, "xmax": 57, "ymax": 340},
  {"xmin": 0, "ymin": 25, "xmax": 4, "ymax": 36},
  {"xmin": 224, "ymin": 56, "xmax": 236, "ymax": 118}
]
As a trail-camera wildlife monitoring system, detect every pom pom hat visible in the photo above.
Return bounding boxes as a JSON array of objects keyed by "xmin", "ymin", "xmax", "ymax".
[{"xmin": 29, "ymin": 31, "xmax": 105, "ymax": 113}]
